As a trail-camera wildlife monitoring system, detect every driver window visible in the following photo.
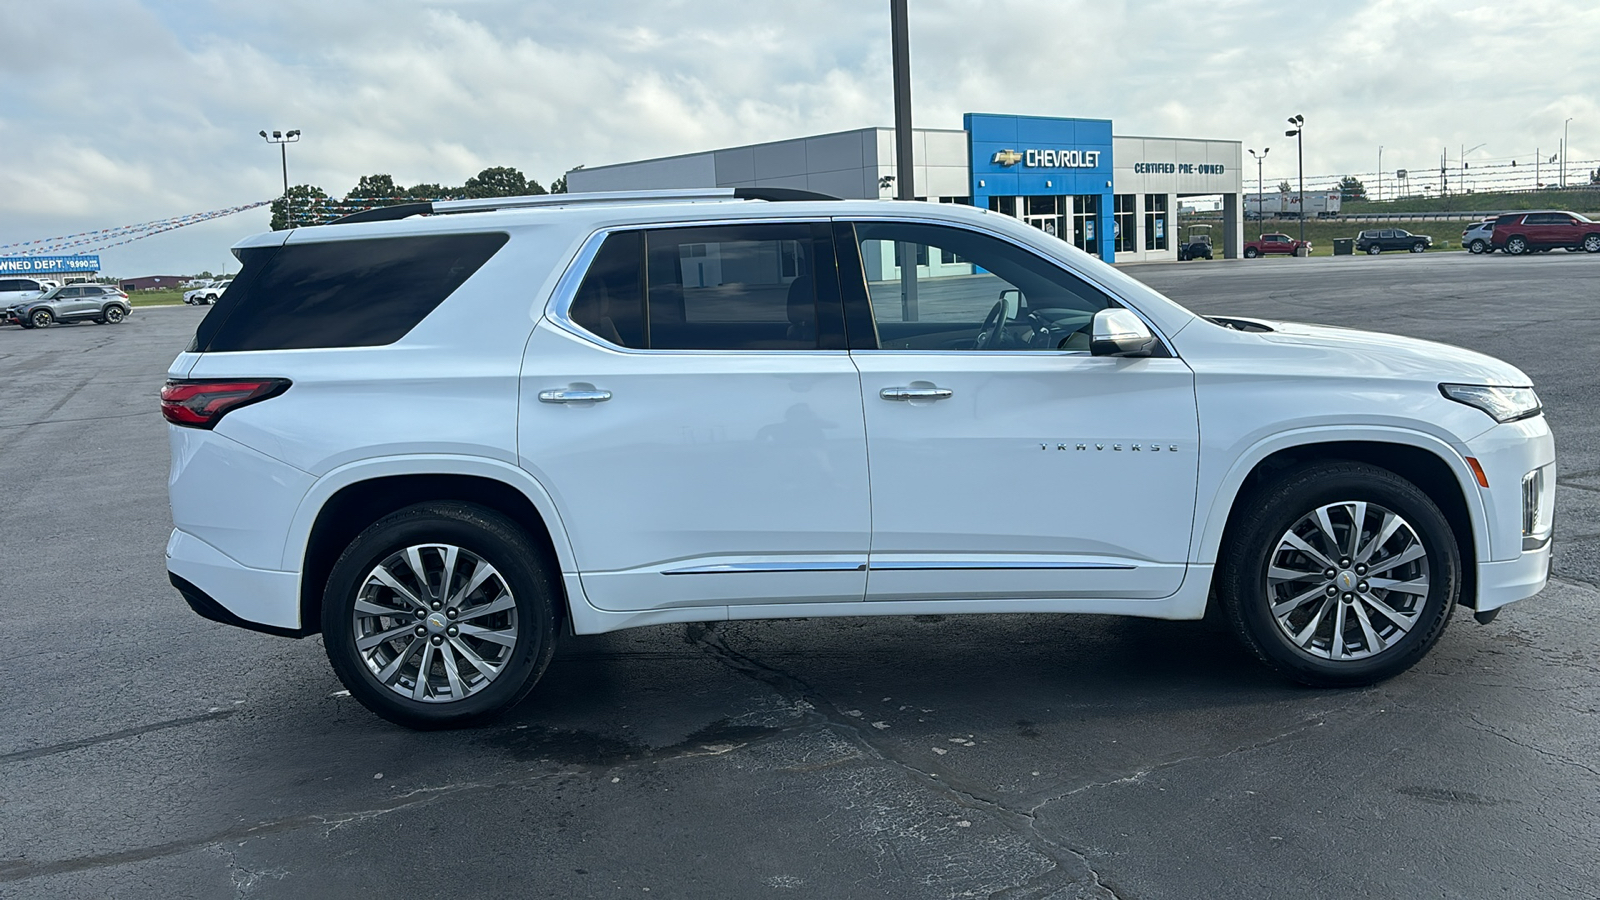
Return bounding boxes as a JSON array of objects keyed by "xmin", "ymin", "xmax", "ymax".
[{"xmin": 854, "ymin": 222, "xmax": 1112, "ymax": 352}]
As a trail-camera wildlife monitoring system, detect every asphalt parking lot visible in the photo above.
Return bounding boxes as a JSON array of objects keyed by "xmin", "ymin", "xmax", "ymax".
[{"xmin": 2, "ymin": 252, "xmax": 1597, "ymax": 899}]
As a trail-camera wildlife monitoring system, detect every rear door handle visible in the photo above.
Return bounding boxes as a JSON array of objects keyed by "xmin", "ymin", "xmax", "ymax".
[
  {"xmin": 879, "ymin": 386, "xmax": 953, "ymax": 401},
  {"xmin": 538, "ymin": 389, "xmax": 612, "ymax": 404}
]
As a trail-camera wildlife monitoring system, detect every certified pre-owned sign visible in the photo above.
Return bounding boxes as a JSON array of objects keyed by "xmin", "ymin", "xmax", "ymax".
[{"xmin": 990, "ymin": 149, "xmax": 1103, "ymax": 169}]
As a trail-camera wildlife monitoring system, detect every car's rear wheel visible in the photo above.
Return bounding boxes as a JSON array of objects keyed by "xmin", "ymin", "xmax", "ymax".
[
  {"xmin": 1366, "ymin": 245, "xmax": 1381, "ymax": 255},
  {"xmin": 1244, "ymin": 248, "xmax": 1259, "ymax": 258},
  {"xmin": 1505, "ymin": 236, "xmax": 1528, "ymax": 255},
  {"xmin": 103, "ymin": 306, "xmax": 126, "ymax": 324},
  {"xmin": 1469, "ymin": 239, "xmax": 1487, "ymax": 254},
  {"xmin": 322, "ymin": 502, "xmax": 559, "ymax": 729},
  {"xmin": 1218, "ymin": 461, "xmax": 1459, "ymax": 687},
  {"xmin": 1410, "ymin": 242, "xmax": 1426, "ymax": 253},
  {"xmin": 29, "ymin": 309, "xmax": 52, "ymax": 328},
  {"xmin": 1583, "ymin": 234, "xmax": 1600, "ymax": 253}
]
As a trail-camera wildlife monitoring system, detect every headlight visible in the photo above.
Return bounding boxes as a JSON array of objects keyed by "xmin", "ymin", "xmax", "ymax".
[{"xmin": 1439, "ymin": 383, "xmax": 1542, "ymax": 423}]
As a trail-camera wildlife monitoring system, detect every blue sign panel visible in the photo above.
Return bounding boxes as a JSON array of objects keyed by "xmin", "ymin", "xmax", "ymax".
[
  {"xmin": 0, "ymin": 255, "xmax": 102, "ymax": 274},
  {"xmin": 965, "ymin": 113, "xmax": 1115, "ymax": 261}
]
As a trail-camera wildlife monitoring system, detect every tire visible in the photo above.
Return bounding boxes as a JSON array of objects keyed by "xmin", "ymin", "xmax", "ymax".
[
  {"xmin": 103, "ymin": 306, "xmax": 125, "ymax": 324},
  {"xmin": 1469, "ymin": 240, "xmax": 1487, "ymax": 254},
  {"xmin": 1410, "ymin": 242, "xmax": 1426, "ymax": 253},
  {"xmin": 1505, "ymin": 236, "xmax": 1528, "ymax": 255},
  {"xmin": 1584, "ymin": 234, "xmax": 1600, "ymax": 253},
  {"xmin": 1365, "ymin": 245, "xmax": 1381, "ymax": 255},
  {"xmin": 1244, "ymin": 248, "xmax": 1259, "ymax": 258},
  {"xmin": 29, "ymin": 309, "xmax": 53, "ymax": 328},
  {"xmin": 1217, "ymin": 461, "xmax": 1460, "ymax": 687},
  {"xmin": 321, "ymin": 502, "xmax": 559, "ymax": 729}
]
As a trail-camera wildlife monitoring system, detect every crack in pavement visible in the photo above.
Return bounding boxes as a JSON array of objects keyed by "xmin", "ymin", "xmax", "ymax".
[
  {"xmin": 0, "ymin": 780, "xmax": 522, "ymax": 883},
  {"xmin": 0, "ymin": 710, "xmax": 238, "ymax": 765},
  {"xmin": 1465, "ymin": 713, "xmax": 1600, "ymax": 778},
  {"xmin": 682, "ymin": 622, "xmax": 1124, "ymax": 900}
]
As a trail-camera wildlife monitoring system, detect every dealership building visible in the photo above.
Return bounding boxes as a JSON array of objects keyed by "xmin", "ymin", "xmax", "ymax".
[{"xmin": 567, "ymin": 113, "xmax": 1245, "ymax": 262}]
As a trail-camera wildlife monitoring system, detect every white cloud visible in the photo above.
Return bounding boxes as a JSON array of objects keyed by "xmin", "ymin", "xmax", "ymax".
[{"xmin": 1, "ymin": 0, "xmax": 1597, "ymax": 274}]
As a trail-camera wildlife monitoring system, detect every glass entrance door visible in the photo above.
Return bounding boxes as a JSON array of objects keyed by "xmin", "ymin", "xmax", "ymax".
[
  {"xmin": 1071, "ymin": 195, "xmax": 1100, "ymax": 253},
  {"xmin": 1023, "ymin": 196, "xmax": 1065, "ymax": 239}
]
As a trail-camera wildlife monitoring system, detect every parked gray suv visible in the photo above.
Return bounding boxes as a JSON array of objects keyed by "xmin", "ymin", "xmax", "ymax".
[{"xmin": 5, "ymin": 284, "xmax": 132, "ymax": 328}]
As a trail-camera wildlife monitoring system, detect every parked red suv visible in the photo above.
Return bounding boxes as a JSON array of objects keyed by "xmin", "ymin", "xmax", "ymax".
[{"xmin": 1490, "ymin": 211, "xmax": 1600, "ymax": 255}]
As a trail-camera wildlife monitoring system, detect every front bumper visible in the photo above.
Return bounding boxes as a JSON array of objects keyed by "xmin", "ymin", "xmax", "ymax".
[{"xmin": 1476, "ymin": 539, "xmax": 1551, "ymax": 613}]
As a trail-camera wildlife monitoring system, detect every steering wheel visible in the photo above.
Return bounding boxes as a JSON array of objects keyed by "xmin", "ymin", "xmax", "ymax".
[{"xmin": 973, "ymin": 298, "xmax": 1009, "ymax": 350}]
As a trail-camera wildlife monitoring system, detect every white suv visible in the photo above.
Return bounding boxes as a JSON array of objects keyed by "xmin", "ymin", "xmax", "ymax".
[
  {"xmin": 163, "ymin": 189, "xmax": 1556, "ymax": 729},
  {"xmin": 183, "ymin": 278, "xmax": 233, "ymax": 305}
]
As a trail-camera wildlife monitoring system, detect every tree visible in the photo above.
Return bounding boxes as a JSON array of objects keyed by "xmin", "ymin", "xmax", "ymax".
[
  {"xmin": 1338, "ymin": 175, "xmax": 1368, "ymax": 202},
  {"xmin": 1276, "ymin": 180, "xmax": 1292, "ymax": 194},
  {"xmin": 406, "ymin": 182, "xmax": 461, "ymax": 202},
  {"xmin": 270, "ymin": 184, "xmax": 331, "ymax": 230},
  {"xmin": 548, "ymin": 174, "xmax": 567, "ymax": 194},
  {"xmin": 346, "ymin": 174, "xmax": 401, "ymax": 202},
  {"xmin": 463, "ymin": 166, "xmax": 542, "ymax": 199}
]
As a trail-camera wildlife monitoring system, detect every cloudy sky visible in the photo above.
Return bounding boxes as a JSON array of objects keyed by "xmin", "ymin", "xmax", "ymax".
[{"xmin": 2, "ymin": 0, "xmax": 1596, "ymax": 275}]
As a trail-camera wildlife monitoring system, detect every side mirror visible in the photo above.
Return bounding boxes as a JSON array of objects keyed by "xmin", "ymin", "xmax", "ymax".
[
  {"xmin": 999, "ymin": 288, "xmax": 1021, "ymax": 320},
  {"xmin": 1090, "ymin": 308, "xmax": 1157, "ymax": 357}
]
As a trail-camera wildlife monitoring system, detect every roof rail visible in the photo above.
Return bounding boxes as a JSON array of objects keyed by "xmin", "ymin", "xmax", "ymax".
[{"xmin": 325, "ymin": 187, "xmax": 840, "ymax": 226}]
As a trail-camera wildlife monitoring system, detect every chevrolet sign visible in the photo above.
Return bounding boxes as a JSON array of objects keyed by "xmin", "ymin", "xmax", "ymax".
[{"xmin": 990, "ymin": 149, "xmax": 1102, "ymax": 169}]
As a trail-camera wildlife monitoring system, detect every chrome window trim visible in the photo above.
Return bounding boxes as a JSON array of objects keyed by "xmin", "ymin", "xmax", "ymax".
[
  {"xmin": 542, "ymin": 217, "xmax": 843, "ymax": 356},
  {"xmin": 833, "ymin": 214, "xmax": 1180, "ymax": 358}
]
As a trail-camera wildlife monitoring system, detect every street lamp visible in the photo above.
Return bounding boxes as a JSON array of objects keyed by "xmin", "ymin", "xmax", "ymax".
[
  {"xmin": 1285, "ymin": 115, "xmax": 1305, "ymax": 245},
  {"xmin": 1248, "ymin": 148, "xmax": 1269, "ymax": 223},
  {"xmin": 1461, "ymin": 143, "xmax": 1486, "ymax": 194},
  {"xmin": 1378, "ymin": 146, "xmax": 1383, "ymax": 203},
  {"xmin": 259, "ymin": 129, "xmax": 301, "ymax": 195},
  {"xmin": 1563, "ymin": 117, "xmax": 1573, "ymax": 188}
]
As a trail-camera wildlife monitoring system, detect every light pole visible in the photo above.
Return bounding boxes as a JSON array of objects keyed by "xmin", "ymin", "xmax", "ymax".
[
  {"xmin": 1461, "ymin": 143, "xmax": 1486, "ymax": 194},
  {"xmin": 259, "ymin": 129, "xmax": 301, "ymax": 195},
  {"xmin": 1248, "ymin": 148, "xmax": 1269, "ymax": 223},
  {"xmin": 1563, "ymin": 117, "xmax": 1573, "ymax": 188},
  {"xmin": 1285, "ymin": 115, "xmax": 1305, "ymax": 245},
  {"xmin": 1378, "ymin": 146, "xmax": 1383, "ymax": 202}
]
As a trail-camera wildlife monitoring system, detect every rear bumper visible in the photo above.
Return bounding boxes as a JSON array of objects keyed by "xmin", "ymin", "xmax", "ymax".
[{"xmin": 165, "ymin": 528, "xmax": 308, "ymax": 635}]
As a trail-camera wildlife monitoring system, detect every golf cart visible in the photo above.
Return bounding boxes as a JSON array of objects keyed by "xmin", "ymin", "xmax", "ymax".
[{"xmin": 1177, "ymin": 224, "xmax": 1214, "ymax": 261}]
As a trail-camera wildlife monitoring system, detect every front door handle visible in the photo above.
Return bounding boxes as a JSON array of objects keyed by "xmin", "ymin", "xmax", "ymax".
[
  {"xmin": 538, "ymin": 389, "xmax": 612, "ymax": 404},
  {"xmin": 879, "ymin": 386, "xmax": 953, "ymax": 401}
]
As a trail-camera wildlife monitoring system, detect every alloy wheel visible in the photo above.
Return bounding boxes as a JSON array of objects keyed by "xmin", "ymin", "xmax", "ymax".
[
  {"xmin": 1265, "ymin": 501, "xmax": 1429, "ymax": 661},
  {"xmin": 351, "ymin": 543, "xmax": 519, "ymax": 703}
]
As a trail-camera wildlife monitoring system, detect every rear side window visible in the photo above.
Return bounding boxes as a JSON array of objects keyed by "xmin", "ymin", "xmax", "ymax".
[
  {"xmin": 569, "ymin": 231, "xmax": 645, "ymax": 349},
  {"xmin": 565, "ymin": 223, "xmax": 839, "ymax": 351},
  {"xmin": 191, "ymin": 233, "xmax": 508, "ymax": 352}
]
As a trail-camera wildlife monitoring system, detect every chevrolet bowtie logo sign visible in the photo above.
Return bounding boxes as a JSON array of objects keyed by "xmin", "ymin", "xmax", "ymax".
[{"xmin": 991, "ymin": 149, "xmax": 1024, "ymax": 167}]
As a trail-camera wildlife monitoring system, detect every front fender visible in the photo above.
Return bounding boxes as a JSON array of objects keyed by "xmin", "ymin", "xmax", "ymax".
[{"xmin": 1190, "ymin": 425, "xmax": 1489, "ymax": 566}]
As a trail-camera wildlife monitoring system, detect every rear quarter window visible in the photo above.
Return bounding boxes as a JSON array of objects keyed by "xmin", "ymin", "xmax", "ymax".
[{"xmin": 191, "ymin": 232, "xmax": 508, "ymax": 352}]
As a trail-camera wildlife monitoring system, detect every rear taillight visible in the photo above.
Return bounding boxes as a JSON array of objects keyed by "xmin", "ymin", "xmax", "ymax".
[{"xmin": 160, "ymin": 378, "xmax": 290, "ymax": 428}]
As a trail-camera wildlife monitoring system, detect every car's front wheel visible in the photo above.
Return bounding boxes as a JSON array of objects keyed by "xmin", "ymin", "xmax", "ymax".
[
  {"xmin": 1410, "ymin": 242, "xmax": 1427, "ymax": 253},
  {"xmin": 29, "ymin": 309, "xmax": 52, "ymax": 328},
  {"xmin": 1583, "ymin": 234, "xmax": 1600, "ymax": 253},
  {"xmin": 1218, "ymin": 461, "xmax": 1459, "ymax": 687},
  {"xmin": 1366, "ymin": 245, "xmax": 1381, "ymax": 255},
  {"xmin": 322, "ymin": 502, "xmax": 559, "ymax": 729}
]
